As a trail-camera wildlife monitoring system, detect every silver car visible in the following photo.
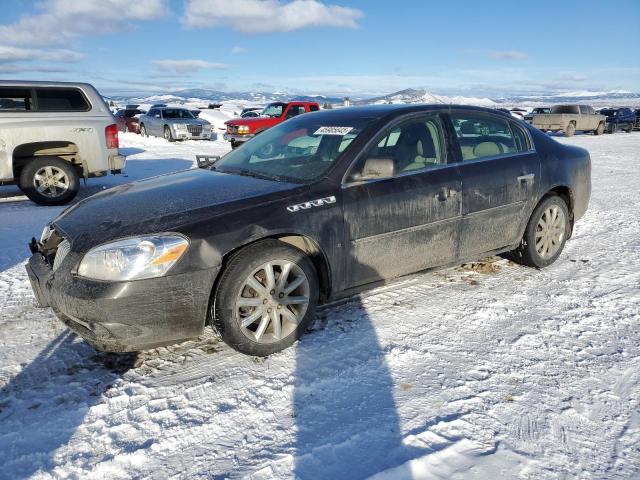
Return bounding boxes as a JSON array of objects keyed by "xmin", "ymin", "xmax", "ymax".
[{"xmin": 139, "ymin": 107, "xmax": 212, "ymax": 141}]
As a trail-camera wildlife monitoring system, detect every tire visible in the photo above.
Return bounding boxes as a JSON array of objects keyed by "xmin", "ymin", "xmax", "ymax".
[
  {"xmin": 509, "ymin": 194, "xmax": 570, "ymax": 269},
  {"xmin": 608, "ymin": 123, "xmax": 617, "ymax": 134},
  {"xmin": 230, "ymin": 140, "xmax": 239, "ymax": 149},
  {"xmin": 140, "ymin": 124, "xmax": 148, "ymax": 137},
  {"xmin": 626, "ymin": 123, "xmax": 634, "ymax": 133},
  {"xmin": 212, "ymin": 239, "xmax": 319, "ymax": 356},
  {"xmin": 18, "ymin": 156, "xmax": 80, "ymax": 206},
  {"xmin": 119, "ymin": 123, "xmax": 127, "ymax": 133},
  {"xmin": 594, "ymin": 122, "xmax": 605, "ymax": 135},
  {"xmin": 164, "ymin": 125, "xmax": 175, "ymax": 142},
  {"xmin": 564, "ymin": 122, "xmax": 576, "ymax": 137}
]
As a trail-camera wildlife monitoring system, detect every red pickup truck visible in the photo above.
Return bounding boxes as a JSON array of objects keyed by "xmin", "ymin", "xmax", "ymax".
[{"xmin": 224, "ymin": 101, "xmax": 320, "ymax": 148}]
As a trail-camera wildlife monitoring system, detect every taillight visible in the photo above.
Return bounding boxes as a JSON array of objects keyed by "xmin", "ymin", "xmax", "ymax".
[{"xmin": 105, "ymin": 124, "xmax": 119, "ymax": 149}]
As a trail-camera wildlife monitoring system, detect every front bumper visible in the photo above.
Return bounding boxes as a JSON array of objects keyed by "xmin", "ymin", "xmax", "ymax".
[
  {"xmin": 26, "ymin": 250, "xmax": 217, "ymax": 352},
  {"xmin": 223, "ymin": 133, "xmax": 254, "ymax": 143},
  {"xmin": 174, "ymin": 131, "xmax": 212, "ymax": 140}
]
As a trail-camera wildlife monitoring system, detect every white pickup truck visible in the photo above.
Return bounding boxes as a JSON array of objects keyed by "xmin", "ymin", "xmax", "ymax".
[
  {"xmin": 532, "ymin": 104, "xmax": 606, "ymax": 137},
  {"xmin": 0, "ymin": 81, "xmax": 125, "ymax": 205}
]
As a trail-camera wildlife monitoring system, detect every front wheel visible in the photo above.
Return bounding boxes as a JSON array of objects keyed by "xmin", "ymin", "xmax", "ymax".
[
  {"xmin": 18, "ymin": 156, "xmax": 80, "ymax": 206},
  {"xmin": 608, "ymin": 123, "xmax": 617, "ymax": 134},
  {"xmin": 164, "ymin": 125, "xmax": 175, "ymax": 142},
  {"xmin": 140, "ymin": 124, "xmax": 148, "ymax": 137},
  {"xmin": 212, "ymin": 240, "xmax": 319, "ymax": 356},
  {"xmin": 594, "ymin": 122, "xmax": 605, "ymax": 135},
  {"xmin": 509, "ymin": 195, "xmax": 570, "ymax": 268},
  {"xmin": 626, "ymin": 123, "xmax": 634, "ymax": 133}
]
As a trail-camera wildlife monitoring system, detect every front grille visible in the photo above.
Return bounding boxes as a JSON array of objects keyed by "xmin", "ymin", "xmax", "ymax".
[
  {"xmin": 227, "ymin": 125, "xmax": 238, "ymax": 134},
  {"xmin": 187, "ymin": 124, "xmax": 203, "ymax": 135},
  {"xmin": 52, "ymin": 239, "xmax": 71, "ymax": 271}
]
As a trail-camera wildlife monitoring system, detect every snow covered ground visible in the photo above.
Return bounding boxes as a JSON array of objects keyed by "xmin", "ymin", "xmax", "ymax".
[{"xmin": 1, "ymin": 131, "xmax": 639, "ymax": 479}]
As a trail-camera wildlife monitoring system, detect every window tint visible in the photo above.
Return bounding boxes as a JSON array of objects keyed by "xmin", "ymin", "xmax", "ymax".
[
  {"xmin": 148, "ymin": 109, "xmax": 159, "ymax": 117},
  {"xmin": 36, "ymin": 88, "xmax": 89, "ymax": 111},
  {"xmin": 451, "ymin": 113, "xmax": 530, "ymax": 161},
  {"xmin": 0, "ymin": 88, "xmax": 33, "ymax": 111},
  {"xmin": 348, "ymin": 116, "xmax": 445, "ymax": 180},
  {"xmin": 309, "ymin": 104, "xmax": 319, "ymax": 112},
  {"xmin": 285, "ymin": 105, "xmax": 306, "ymax": 119},
  {"xmin": 551, "ymin": 105, "xmax": 579, "ymax": 114}
]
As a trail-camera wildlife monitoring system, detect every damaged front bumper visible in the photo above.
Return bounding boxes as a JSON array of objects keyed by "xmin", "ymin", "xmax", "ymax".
[{"xmin": 26, "ymin": 241, "xmax": 217, "ymax": 352}]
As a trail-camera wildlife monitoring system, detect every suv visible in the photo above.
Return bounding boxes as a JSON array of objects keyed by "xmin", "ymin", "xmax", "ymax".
[
  {"xmin": 139, "ymin": 107, "xmax": 212, "ymax": 142},
  {"xmin": 0, "ymin": 81, "xmax": 125, "ymax": 205},
  {"xmin": 598, "ymin": 107, "xmax": 636, "ymax": 133},
  {"xmin": 532, "ymin": 105, "xmax": 605, "ymax": 136},
  {"xmin": 224, "ymin": 101, "xmax": 320, "ymax": 148}
]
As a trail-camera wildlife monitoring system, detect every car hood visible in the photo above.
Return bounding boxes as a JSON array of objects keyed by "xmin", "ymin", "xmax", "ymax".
[
  {"xmin": 226, "ymin": 116, "xmax": 277, "ymax": 126},
  {"xmin": 167, "ymin": 118, "xmax": 210, "ymax": 125},
  {"xmin": 53, "ymin": 168, "xmax": 301, "ymax": 252}
]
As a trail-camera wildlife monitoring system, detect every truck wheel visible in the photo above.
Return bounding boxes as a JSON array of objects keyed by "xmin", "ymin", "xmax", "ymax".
[
  {"xmin": 509, "ymin": 194, "xmax": 570, "ymax": 269},
  {"xmin": 164, "ymin": 125, "xmax": 175, "ymax": 142},
  {"xmin": 230, "ymin": 140, "xmax": 239, "ymax": 149},
  {"xmin": 18, "ymin": 156, "xmax": 80, "ymax": 206},
  {"xmin": 626, "ymin": 123, "xmax": 634, "ymax": 133},
  {"xmin": 140, "ymin": 124, "xmax": 148, "ymax": 137},
  {"xmin": 594, "ymin": 122, "xmax": 605, "ymax": 135},
  {"xmin": 212, "ymin": 239, "xmax": 319, "ymax": 356},
  {"xmin": 608, "ymin": 123, "xmax": 617, "ymax": 134},
  {"xmin": 564, "ymin": 122, "xmax": 576, "ymax": 137}
]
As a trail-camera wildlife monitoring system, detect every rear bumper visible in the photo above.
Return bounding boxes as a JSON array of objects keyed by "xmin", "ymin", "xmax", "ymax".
[
  {"xmin": 109, "ymin": 154, "xmax": 126, "ymax": 172},
  {"xmin": 26, "ymin": 251, "xmax": 217, "ymax": 352}
]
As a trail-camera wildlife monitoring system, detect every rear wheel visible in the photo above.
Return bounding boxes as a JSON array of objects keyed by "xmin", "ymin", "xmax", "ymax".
[
  {"xmin": 212, "ymin": 240, "xmax": 318, "ymax": 356},
  {"xmin": 509, "ymin": 195, "xmax": 570, "ymax": 268},
  {"xmin": 18, "ymin": 156, "xmax": 80, "ymax": 206},
  {"xmin": 564, "ymin": 122, "xmax": 576, "ymax": 137}
]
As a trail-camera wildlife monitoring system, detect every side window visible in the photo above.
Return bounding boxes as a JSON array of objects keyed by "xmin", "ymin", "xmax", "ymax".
[
  {"xmin": 285, "ymin": 105, "xmax": 306, "ymax": 119},
  {"xmin": 0, "ymin": 88, "xmax": 33, "ymax": 111},
  {"xmin": 35, "ymin": 88, "xmax": 89, "ymax": 111},
  {"xmin": 348, "ymin": 116, "xmax": 445, "ymax": 181},
  {"xmin": 309, "ymin": 104, "xmax": 319, "ymax": 112},
  {"xmin": 579, "ymin": 106, "xmax": 589, "ymax": 115},
  {"xmin": 451, "ymin": 113, "xmax": 526, "ymax": 161}
]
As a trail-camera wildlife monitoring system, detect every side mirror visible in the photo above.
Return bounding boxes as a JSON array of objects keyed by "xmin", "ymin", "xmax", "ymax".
[
  {"xmin": 196, "ymin": 155, "xmax": 221, "ymax": 169},
  {"xmin": 355, "ymin": 157, "xmax": 395, "ymax": 181}
]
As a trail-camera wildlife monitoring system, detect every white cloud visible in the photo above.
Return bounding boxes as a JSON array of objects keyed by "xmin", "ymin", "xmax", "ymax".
[
  {"xmin": 231, "ymin": 46, "xmax": 248, "ymax": 54},
  {"xmin": 488, "ymin": 50, "xmax": 528, "ymax": 60},
  {"xmin": 182, "ymin": 0, "xmax": 363, "ymax": 33},
  {"xmin": 152, "ymin": 59, "xmax": 229, "ymax": 73},
  {"xmin": 0, "ymin": 0, "xmax": 168, "ymax": 47},
  {"xmin": 0, "ymin": 46, "xmax": 82, "ymax": 63}
]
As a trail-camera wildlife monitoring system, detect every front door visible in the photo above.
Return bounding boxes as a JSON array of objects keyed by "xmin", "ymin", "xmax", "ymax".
[
  {"xmin": 448, "ymin": 111, "xmax": 540, "ymax": 258},
  {"xmin": 341, "ymin": 114, "xmax": 462, "ymax": 288}
]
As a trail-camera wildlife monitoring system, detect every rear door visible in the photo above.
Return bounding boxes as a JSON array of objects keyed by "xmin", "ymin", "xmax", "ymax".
[
  {"xmin": 341, "ymin": 113, "xmax": 462, "ymax": 287},
  {"xmin": 447, "ymin": 111, "xmax": 540, "ymax": 259}
]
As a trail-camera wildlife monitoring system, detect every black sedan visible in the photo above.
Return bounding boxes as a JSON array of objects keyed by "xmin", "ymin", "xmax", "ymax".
[{"xmin": 27, "ymin": 105, "xmax": 591, "ymax": 356}]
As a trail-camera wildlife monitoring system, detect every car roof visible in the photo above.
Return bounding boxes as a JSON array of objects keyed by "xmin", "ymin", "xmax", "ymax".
[
  {"xmin": 0, "ymin": 80, "xmax": 95, "ymax": 88},
  {"xmin": 303, "ymin": 104, "xmax": 513, "ymax": 122}
]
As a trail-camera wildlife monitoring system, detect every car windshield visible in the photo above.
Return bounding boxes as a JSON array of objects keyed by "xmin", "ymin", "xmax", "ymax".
[
  {"xmin": 262, "ymin": 103, "xmax": 286, "ymax": 118},
  {"xmin": 551, "ymin": 105, "xmax": 580, "ymax": 114},
  {"xmin": 163, "ymin": 108, "xmax": 195, "ymax": 119},
  {"xmin": 215, "ymin": 115, "xmax": 374, "ymax": 183}
]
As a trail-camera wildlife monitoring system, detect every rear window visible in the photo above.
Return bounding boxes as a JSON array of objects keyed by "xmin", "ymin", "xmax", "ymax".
[
  {"xmin": 0, "ymin": 88, "xmax": 33, "ymax": 111},
  {"xmin": 551, "ymin": 105, "xmax": 579, "ymax": 114},
  {"xmin": 309, "ymin": 105, "xmax": 319, "ymax": 112},
  {"xmin": 35, "ymin": 88, "xmax": 90, "ymax": 111}
]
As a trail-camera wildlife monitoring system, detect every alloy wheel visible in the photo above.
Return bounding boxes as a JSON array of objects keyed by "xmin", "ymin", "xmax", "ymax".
[
  {"xmin": 535, "ymin": 205, "xmax": 566, "ymax": 259},
  {"xmin": 236, "ymin": 260, "xmax": 310, "ymax": 344},
  {"xmin": 33, "ymin": 166, "xmax": 69, "ymax": 198}
]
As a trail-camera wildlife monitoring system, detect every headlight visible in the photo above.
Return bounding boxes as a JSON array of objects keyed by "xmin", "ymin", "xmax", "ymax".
[
  {"xmin": 237, "ymin": 125, "xmax": 250, "ymax": 134},
  {"xmin": 174, "ymin": 124, "xmax": 187, "ymax": 131},
  {"xmin": 78, "ymin": 235, "xmax": 189, "ymax": 281}
]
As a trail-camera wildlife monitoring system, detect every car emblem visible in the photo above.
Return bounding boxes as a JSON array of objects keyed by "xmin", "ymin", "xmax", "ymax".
[{"xmin": 287, "ymin": 196, "xmax": 336, "ymax": 213}]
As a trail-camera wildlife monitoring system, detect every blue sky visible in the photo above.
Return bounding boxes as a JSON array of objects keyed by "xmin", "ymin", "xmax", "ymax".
[{"xmin": 0, "ymin": 0, "xmax": 639, "ymax": 97}]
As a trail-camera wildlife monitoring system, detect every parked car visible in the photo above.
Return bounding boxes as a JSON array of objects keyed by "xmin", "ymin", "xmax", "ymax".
[
  {"xmin": 224, "ymin": 101, "xmax": 320, "ymax": 148},
  {"xmin": 510, "ymin": 107, "xmax": 527, "ymax": 119},
  {"xmin": 139, "ymin": 107, "xmax": 212, "ymax": 141},
  {"xmin": 635, "ymin": 109, "xmax": 640, "ymax": 130},
  {"xmin": 523, "ymin": 107, "xmax": 551, "ymax": 124},
  {"xmin": 114, "ymin": 107, "xmax": 145, "ymax": 133},
  {"xmin": 0, "ymin": 81, "xmax": 125, "ymax": 205},
  {"xmin": 26, "ymin": 104, "xmax": 591, "ymax": 356},
  {"xmin": 240, "ymin": 107, "xmax": 263, "ymax": 118},
  {"xmin": 532, "ymin": 104, "xmax": 605, "ymax": 136},
  {"xmin": 598, "ymin": 107, "xmax": 636, "ymax": 133}
]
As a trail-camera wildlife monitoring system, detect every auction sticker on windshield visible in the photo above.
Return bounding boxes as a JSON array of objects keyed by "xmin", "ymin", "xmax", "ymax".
[{"xmin": 314, "ymin": 126, "xmax": 353, "ymax": 135}]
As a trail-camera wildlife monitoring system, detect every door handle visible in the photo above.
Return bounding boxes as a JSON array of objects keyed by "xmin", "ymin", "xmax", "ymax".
[
  {"xmin": 517, "ymin": 173, "xmax": 535, "ymax": 184},
  {"xmin": 435, "ymin": 188, "xmax": 458, "ymax": 201}
]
